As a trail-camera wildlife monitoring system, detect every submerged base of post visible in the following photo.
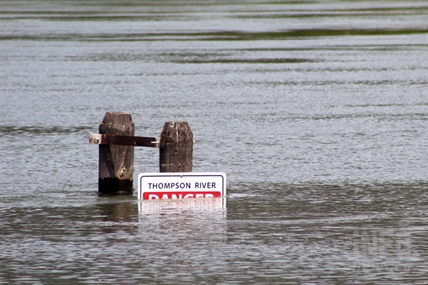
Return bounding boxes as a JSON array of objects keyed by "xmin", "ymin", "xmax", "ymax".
[
  {"xmin": 98, "ymin": 112, "xmax": 135, "ymax": 195},
  {"xmin": 159, "ymin": 122, "xmax": 193, "ymax": 172},
  {"xmin": 99, "ymin": 177, "xmax": 133, "ymax": 194}
]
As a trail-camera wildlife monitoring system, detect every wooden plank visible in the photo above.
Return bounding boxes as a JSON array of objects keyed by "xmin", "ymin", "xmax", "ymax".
[{"xmin": 90, "ymin": 133, "xmax": 160, "ymax": 148}]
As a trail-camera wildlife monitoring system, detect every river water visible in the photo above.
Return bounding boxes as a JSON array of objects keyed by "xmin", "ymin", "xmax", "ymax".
[{"xmin": 1, "ymin": 0, "xmax": 427, "ymax": 284}]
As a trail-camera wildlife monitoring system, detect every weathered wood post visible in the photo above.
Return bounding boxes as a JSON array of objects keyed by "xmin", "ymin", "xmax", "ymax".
[
  {"xmin": 159, "ymin": 122, "xmax": 193, "ymax": 172},
  {"xmin": 98, "ymin": 112, "xmax": 135, "ymax": 194}
]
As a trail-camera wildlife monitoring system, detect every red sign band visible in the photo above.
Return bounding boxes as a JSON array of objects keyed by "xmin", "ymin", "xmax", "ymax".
[{"xmin": 143, "ymin": 191, "xmax": 221, "ymax": 200}]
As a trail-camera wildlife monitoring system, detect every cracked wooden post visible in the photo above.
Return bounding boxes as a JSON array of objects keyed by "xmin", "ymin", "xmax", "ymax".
[
  {"xmin": 98, "ymin": 112, "xmax": 135, "ymax": 194},
  {"xmin": 159, "ymin": 122, "xmax": 193, "ymax": 172}
]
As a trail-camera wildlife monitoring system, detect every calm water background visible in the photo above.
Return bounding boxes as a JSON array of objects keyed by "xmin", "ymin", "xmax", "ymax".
[{"xmin": 1, "ymin": 0, "xmax": 427, "ymax": 284}]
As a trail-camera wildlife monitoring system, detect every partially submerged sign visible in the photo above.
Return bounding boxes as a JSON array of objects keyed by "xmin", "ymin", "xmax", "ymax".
[
  {"xmin": 138, "ymin": 197, "xmax": 226, "ymax": 213},
  {"xmin": 138, "ymin": 172, "xmax": 226, "ymax": 200}
]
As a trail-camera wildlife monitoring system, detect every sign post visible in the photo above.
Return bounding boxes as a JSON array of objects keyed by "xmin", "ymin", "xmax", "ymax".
[{"xmin": 138, "ymin": 172, "xmax": 226, "ymax": 200}]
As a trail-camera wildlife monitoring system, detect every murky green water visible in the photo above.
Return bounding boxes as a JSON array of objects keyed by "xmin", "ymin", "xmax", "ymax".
[{"xmin": 1, "ymin": 0, "xmax": 427, "ymax": 284}]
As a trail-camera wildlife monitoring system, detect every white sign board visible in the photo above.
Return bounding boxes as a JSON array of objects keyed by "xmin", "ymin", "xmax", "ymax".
[{"xmin": 138, "ymin": 172, "xmax": 226, "ymax": 200}]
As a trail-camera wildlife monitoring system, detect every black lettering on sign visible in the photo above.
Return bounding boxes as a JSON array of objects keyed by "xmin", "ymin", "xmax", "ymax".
[
  {"xmin": 148, "ymin": 182, "xmax": 191, "ymax": 189},
  {"xmin": 194, "ymin": 182, "xmax": 216, "ymax": 189}
]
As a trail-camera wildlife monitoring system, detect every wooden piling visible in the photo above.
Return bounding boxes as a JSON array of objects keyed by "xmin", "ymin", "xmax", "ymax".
[
  {"xmin": 159, "ymin": 122, "xmax": 193, "ymax": 172},
  {"xmin": 98, "ymin": 112, "xmax": 135, "ymax": 194}
]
